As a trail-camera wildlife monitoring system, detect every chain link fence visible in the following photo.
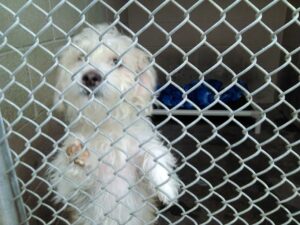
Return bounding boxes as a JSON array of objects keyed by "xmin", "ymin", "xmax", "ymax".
[{"xmin": 0, "ymin": 0, "xmax": 300, "ymax": 224}]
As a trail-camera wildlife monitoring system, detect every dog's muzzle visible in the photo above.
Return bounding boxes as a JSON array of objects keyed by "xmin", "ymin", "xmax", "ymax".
[{"xmin": 81, "ymin": 70, "xmax": 102, "ymax": 95}]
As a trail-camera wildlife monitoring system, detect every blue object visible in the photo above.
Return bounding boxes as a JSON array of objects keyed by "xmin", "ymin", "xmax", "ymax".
[
  {"xmin": 183, "ymin": 80, "xmax": 222, "ymax": 109},
  {"xmin": 157, "ymin": 79, "xmax": 248, "ymax": 109},
  {"xmin": 220, "ymin": 81, "xmax": 248, "ymax": 103},
  {"xmin": 157, "ymin": 84, "xmax": 183, "ymax": 108}
]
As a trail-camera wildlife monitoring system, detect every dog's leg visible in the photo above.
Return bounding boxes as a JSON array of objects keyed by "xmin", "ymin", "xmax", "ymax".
[
  {"xmin": 66, "ymin": 140, "xmax": 90, "ymax": 167},
  {"xmin": 142, "ymin": 142, "xmax": 180, "ymax": 205}
]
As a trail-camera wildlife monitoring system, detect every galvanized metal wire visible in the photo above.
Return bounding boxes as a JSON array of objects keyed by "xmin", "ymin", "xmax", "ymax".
[{"xmin": 0, "ymin": 0, "xmax": 299, "ymax": 225}]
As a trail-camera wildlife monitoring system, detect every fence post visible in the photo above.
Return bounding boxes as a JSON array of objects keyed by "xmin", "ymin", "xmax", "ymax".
[{"xmin": 0, "ymin": 115, "xmax": 28, "ymax": 225}]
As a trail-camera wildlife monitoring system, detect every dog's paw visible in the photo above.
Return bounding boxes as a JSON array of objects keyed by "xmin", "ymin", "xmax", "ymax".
[
  {"xmin": 66, "ymin": 140, "xmax": 90, "ymax": 167},
  {"xmin": 157, "ymin": 180, "xmax": 179, "ymax": 205}
]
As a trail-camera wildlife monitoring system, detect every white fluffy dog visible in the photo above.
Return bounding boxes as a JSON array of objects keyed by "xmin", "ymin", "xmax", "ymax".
[{"xmin": 49, "ymin": 24, "xmax": 179, "ymax": 225}]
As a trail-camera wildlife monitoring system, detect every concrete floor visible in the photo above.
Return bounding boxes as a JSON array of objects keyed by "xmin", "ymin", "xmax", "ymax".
[
  {"xmin": 8, "ymin": 113, "xmax": 300, "ymax": 225},
  {"xmin": 154, "ymin": 115, "xmax": 300, "ymax": 225}
]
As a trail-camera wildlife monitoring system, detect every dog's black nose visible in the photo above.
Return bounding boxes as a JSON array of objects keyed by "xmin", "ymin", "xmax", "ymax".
[{"xmin": 82, "ymin": 71, "xmax": 102, "ymax": 88}]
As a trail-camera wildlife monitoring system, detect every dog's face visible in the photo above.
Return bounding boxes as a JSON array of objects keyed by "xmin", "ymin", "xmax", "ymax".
[{"xmin": 54, "ymin": 25, "xmax": 156, "ymax": 119}]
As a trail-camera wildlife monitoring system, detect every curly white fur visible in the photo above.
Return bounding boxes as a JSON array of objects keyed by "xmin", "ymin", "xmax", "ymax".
[{"xmin": 48, "ymin": 24, "xmax": 179, "ymax": 225}]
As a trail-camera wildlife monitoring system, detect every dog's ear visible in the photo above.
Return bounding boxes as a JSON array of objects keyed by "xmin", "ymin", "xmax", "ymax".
[{"xmin": 132, "ymin": 49, "xmax": 157, "ymax": 114}]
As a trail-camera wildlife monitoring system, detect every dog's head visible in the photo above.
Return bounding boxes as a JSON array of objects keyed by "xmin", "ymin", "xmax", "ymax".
[{"xmin": 53, "ymin": 24, "xmax": 156, "ymax": 120}]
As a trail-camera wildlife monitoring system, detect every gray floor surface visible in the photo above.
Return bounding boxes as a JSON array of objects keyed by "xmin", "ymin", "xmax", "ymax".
[{"xmin": 11, "ymin": 114, "xmax": 299, "ymax": 225}]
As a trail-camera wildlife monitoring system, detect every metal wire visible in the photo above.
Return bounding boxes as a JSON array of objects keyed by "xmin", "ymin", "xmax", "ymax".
[
  {"xmin": 0, "ymin": 0, "xmax": 299, "ymax": 225},
  {"xmin": 0, "ymin": 113, "xmax": 27, "ymax": 225}
]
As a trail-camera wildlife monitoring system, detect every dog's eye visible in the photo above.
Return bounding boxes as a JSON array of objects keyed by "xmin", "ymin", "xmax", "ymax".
[
  {"xmin": 112, "ymin": 58, "xmax": 123, "ymax": 68},
  {"xmin": 78, "ymin": 53, "xmax": 85, "ymax": 61},
  {"xmin": 112, "ymin": 58, "xmax": 119, "ymax": 65}
]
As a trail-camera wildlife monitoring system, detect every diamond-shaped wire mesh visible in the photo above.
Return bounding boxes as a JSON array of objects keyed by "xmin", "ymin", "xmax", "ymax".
[{"xmin": 0, "ymin": 0, "xmax": 300, "ymax": 225}]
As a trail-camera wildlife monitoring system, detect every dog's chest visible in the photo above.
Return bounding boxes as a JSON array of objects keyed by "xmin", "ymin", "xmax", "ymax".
[{"xmin": 92, "ymin": 135, "xmax": 143, "ymax": 193}]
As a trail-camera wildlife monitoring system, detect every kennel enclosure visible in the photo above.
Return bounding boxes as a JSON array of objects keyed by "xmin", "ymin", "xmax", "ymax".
[{"xmin": 0, "ymin": 0, "xmax": 300, "ymax": 224}]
